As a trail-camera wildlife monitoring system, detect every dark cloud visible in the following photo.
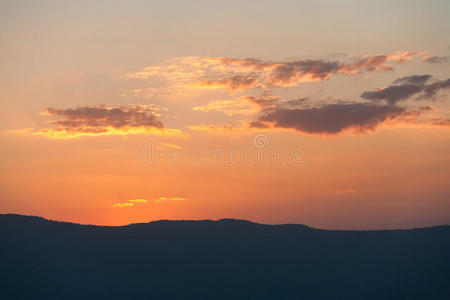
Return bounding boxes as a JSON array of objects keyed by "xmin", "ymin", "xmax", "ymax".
[
  {"xmin": 36, "ymin": 105, "xmax": 173, "ymax": 138},
  {"xmin": 244, "ymin": 96, "xmax": 309, "ymax": 110},
  {"xmin": 393, "ymin": 74, "xmax": 432, "ymax": 85},
  {"xmin": 263, "ymin": 52, "xmax": 421, "ymax": 87},
  {"xmin": 424, "ymin": 56, "xmax": 449, "ymax": 64},
  {"xmin": 253, "ymin": 102, "xmax": 405, "ymax": 135},
  {"xmin": 243, "ymin": 96, "xmax": 280, "ymax": 108},
  {"xmin": 43, "ymin": 105, "xmax": 163, "ymax": 130},
  {"xmin": 361, "ymin": 85, "xmax": 424, "ymax": 105},
  {"xmin": 279, "ymin": 97, "xmax": 310, "ymax": 108},
  {"xmin": 361, "ymin": 75, "xmax": 450, "ymax": 104},
  {"xmin": 266, "ymin": 60, "xmax": 342, "ymax": 86},
  {"xmin": 422, "ymin": 78, "xmax": 450, "ymax": 99}
]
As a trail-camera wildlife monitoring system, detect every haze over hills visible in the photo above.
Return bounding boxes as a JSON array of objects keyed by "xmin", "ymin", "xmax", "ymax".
[{"xmin": 1, "ymin": 214, "xmax": 449, "ymax": 299}]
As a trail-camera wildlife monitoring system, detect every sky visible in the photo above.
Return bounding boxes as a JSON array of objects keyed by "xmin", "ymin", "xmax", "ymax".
[{"xmin": 0, "ymin": 0, "xmax": 449, "ymax": 229}]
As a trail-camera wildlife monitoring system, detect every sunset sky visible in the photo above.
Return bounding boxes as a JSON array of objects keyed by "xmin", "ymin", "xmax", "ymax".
[{"xmin": 1, "ymin": 0, "xmax": 449, "ymax": 229}]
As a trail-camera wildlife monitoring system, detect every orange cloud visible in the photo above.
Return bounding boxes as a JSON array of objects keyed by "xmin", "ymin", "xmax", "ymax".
[
  {"xmin": 113, "ymin": 198, "xmax": 148, "ymax": 207},
  {"xmin": 113, "ymin": 202, "xmax": 135, "ymax": 207},
  {"xmin": 193, "ymin": 98, "xmax": 260, "ymax": 116},
  {"xmin": 154, "ymin": 197, "xmax": 187, "ymax": 203},
  {"xmin": 187, "ymin": 75, "xmax": 261, "ymax": 90},
  {"xmin": 128, "ymin": 199, "xmax": 148, "ymax": 203},
  {"xmin": 35, "ymin": 126, "xmax": 182, "ymax": 139}
]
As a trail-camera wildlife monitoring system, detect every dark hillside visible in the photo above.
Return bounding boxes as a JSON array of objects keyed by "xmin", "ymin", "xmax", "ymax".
[{"xmin": 1, "ymin": 214, "xmax": 449, "ymax": 299}]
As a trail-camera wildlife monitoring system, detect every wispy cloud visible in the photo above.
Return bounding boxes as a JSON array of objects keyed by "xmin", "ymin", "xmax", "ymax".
[
  {"xmin": 128, "ymin": 199, "xmax": 148, "ymax": 203},
  {"xmin": 113, "ymin": 198, "xmax": 149, "ymax": 207},
  {"xmin": 113, "ymin": 202, "xmax": 136, "ymax": 207},
  {"xmin": 188, "ymin": 75, "xmax": 261, "ymax": 90},
  {"xmin": 113, "ymin": 197, "xmax": 186, "ymax": 207},
  {"xmin": 127, "ymin": 51, "xmax": 427, "ymax": 94},
  {"xmin": 192, "ymin": 97, "xmax": 260, "ymax": 116},
  {"xmin": 154, "ymin": 197, "xmax": 187, "ymax": 203}
]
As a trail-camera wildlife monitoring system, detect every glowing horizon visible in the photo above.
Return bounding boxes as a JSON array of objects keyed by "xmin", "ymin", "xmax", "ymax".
[{"xmin": 1, "ymin": 0, "xmax": 449, "ymax": 230}]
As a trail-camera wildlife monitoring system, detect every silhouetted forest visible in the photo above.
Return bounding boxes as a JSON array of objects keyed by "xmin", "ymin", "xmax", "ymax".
[{"xmin": 1, "ymin": 214, "xmax": 449, "ymax": 299}]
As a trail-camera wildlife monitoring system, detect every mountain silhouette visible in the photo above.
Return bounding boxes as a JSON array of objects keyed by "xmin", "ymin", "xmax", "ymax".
[{"xmin": 1, "ymin": 214, "xmax": 449, "ymax": 299}]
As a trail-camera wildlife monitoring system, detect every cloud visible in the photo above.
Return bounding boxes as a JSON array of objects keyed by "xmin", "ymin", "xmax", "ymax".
[
  {"xmin": 192, "ymin": 95, "xmax": 310, "ymax": 119},
  {"xmin": 361, "ymin": 85, "xmax": 424, "ymax": 105},
  {"xmin": 113, "ymin": 202, "xmax": 134, "ymax": 207},
  {"xmin": 252, "ymin": 102, "xmax": 406, "ymax": 135},
  {"xmin": 113, "ymin": 202, "xmax": 135, "ymax": 207},
  {"xmin": 423, "ymin": 55, "xmax": 449, "ymax": 64},
  {"xmin": 113, "ymin": 197, "xmax": 186, "ymax": 207},
  {"xmin": 192, "ymin": 97, "xmax": 260, "ymax": 116},
  {"xmin": 154, "ymin": 197, "xmax": 187, "ymax": 203},
  {"xmin": 340, "ymin": 51, "xmax": 423, "ymax": 73},
  {"xmin": 262, "ymin": 51, "xmax": 425, "ymax": 87},
  {"xmin": 393, "ymin": 74, "xmax": 432, "ymax": 85},
  {"xmin": 421, "ymin": 78, "xmax": 450, "ymax": 100},
  {"xmin": 265, "ymin": 60, "xmax": 342, "ymax": 86},
  {"xmin": 243, "ymin": 95, "xmax": 280, "ymax": 108},
  {"xmin": 248, "ymin": 120, "xmax": 272, "ymax": 129},
  {"xmin": 113, "ymin": 198, "xmax": 149, "ymax": 207},
  {"xmin": 128, "ymin": 199, "xmax": 148, "ymax": 203},
  {"xmin": 35, "ymin": 105, "xmax": 182, "ymax": 139},
  {"xmin": 127, "ymin": 51, "xmax": 426, "ymax": 93},
  {"xmin": 209, "ymin": 57, "xmax": 276, "ymax": 70},
  {"xmin": 189, "ymin": 93, "xmax": 448, "ymax": 136},
  {"xmin": 188, "ymin": 75, "xmax": 261, "ymax": 90},
  {"xmin": 361, "ymin": 75, "xmax": 450, "ymax": 104}
]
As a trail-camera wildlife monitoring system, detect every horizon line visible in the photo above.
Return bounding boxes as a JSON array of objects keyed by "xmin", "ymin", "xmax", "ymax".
[{"xmin": 1, "ymin": 213, "xmax": 449, "ymax": 232}]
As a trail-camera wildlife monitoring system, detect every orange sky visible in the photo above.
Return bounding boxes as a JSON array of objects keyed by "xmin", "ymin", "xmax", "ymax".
[{"xmin": 1, "ymin": 0, "xmax": 449, "ymax": 229}]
